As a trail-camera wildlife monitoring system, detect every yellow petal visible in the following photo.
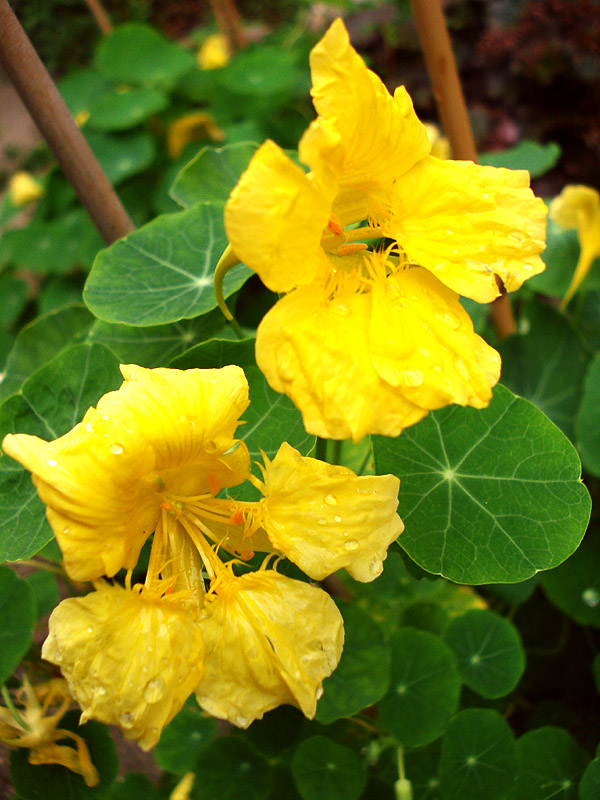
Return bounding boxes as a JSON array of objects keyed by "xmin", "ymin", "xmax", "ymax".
[
  {"xmin": 255, "ymin": 286, "xmax": 427, "ymax": 441},
  {"xmin": 369, "ymin": 267, "xmax": 501, "ymax": 409},
  {"xmin": 2, "ymin": 365, "xmax": 250, "ymax": 581},
  {"xmin": 388, "ymin": 156, "xmax": 547, "ymax": 302},
  {"xmin": 225, "ymin": 140, "xmax": 332, "ymax": 293},
  {"xmin": 299, "ymin": 19, "xmax": 430, "ymax": 193},
  {"xmin": 196, "ymin": 569, "xmax": 343, "ymax": 726},
  {"xmin": 259, "ymin": 442, "xmax": 403, "ymax": 581},
  {"xmin": 197, "ymin": 33, "xmax": 231, "ymax": 70},
  {"xmin": 167, "ymin": 112, "xmax": 224, "ymax": 160},
  {"xmin": 550, "ymin": 185, "xmax": 600, "ymax": 307},
  {"xmin": 9, "ymin": 171, "xmax": 44, "ymax": 206},
  {"xmin": 42, "ymin": 584, "xmax": 205, "ymax": 751}
]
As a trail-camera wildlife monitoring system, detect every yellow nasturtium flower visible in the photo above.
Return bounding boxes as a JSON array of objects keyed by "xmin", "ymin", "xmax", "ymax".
[
  {"xmin": 223, "ymin": 18, "xmax": 547, "ymax": 441},
  {"xmin": 3, "ymin": 364, "xmax": 403, "ymax": 742},
  {"xmin": 549, "ymin": 185, "xmax": 600, "ymax": 309},
  {"xmin": 197, "ymin": 33, "xmax": 231, "ymax": 70},
  {"xmin": 167, "ymin": 112, "xmax": 224, "ymax": 159},
  {"xmin": 9, "ymin": 171, "xmax": 44, "ymax": 206}
]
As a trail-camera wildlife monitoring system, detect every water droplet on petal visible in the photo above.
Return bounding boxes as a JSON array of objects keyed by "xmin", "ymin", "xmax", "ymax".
[
  {"xmin": 509, "ymin": 231, "xmax": 524, "ymax": 242},
  {"xmin": 63, "ymin": 526, "xmax": 70, "ymax": 535},
  {"xmin": 317, "ymin": 518, "xmax": 327, "ymax": 525},
  {"xmin": 369, "ymin": 558, "xmax": 383, "ymax": 577},
  {"xmin": 435, "ymin": 309, "xmax": 460, "ymax": 329},
  {"xmin": 324, "ymin": 494, "xmax": 337, "ymax": 506},
  {"xmin": 333, "ymin": 303, "xmax": 351, "ymax": 317},
  {"xmin": 344, "ymin": 540, "xmax": 359, "ymax": 551},
  {"xmin": 110, "ymin": 443, "xmax": 124, "ymax": 455},
  {"xmin": 87, "ymin": 626, "xmax": 93, "ymax": 634},
  {"xmin": 96, "ymin": 686, "xmax": 106, "ymax": 696},
  {"xmin": 333, "ymin": 515, "xmax": 342, "ymax": 523},
  {"xmin": 205, "ymin": 440, "xmax": 217, "ymax": 454},
  {"xmin": 404, "ymin": 369, "xmax": 424, "ymax": 387},
  {"xmin": 143, "ymin": 677, "xmax": 165, "ymax": 703},
  {"xmin": 316, "ymin": 686, "xmax": 324, "ymax": 700},
  {"xmin": 85, "ymin": 422, "xmax": 94, "ymax": 433},
  {"xmin": 47, "ymin": 458, "xmax": 58, "ymax": 467},
  {"xmin": 456, "ymin": 358, "xmax": 471, "ymax": 380},
  {"xmin": 120, "ymin": 711, "xmax": 135, "ymax": 728},
  {"xmin": 418, "ymin": 347, "xmax": 431, "ymax": 358}
]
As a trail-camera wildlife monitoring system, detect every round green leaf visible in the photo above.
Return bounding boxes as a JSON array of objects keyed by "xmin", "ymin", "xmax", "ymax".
[
  {"xmin": 96, "ymin": 23, "xmax": 195, "ymax": 89},
  {"xmin": 10, "ymin": 710, "xmax": 118, "ymax": 800},
  {"xmin": 438, "ymin": 708, "xmax": 517, "ymax": 800},
  {"xmin": 85, "ymin": 131, "xmax": 156, "ymax": 185},
  {"xmin": 154, "ymin": 707, "xmax": 217, "ymax": 774},
  {"xmin": 443, "ymin": 609, "xmax": 525, "ymax": 698},
  {"xmin": 499, "ymin": 303, "xmax": 591, "ymax": 440},
  {"xmin": 512, "ymin": 726, "xmax": 589, "ymax": 800},
  {"xmin": 539, "ymin": 533, "xmax": 600, "ymax": 627},
  {"xmin": 0, "ymin": 566, "xmax": 36, "ymax": 682},
  {"xmin": 576, "ymin": 354, "xmax": 600, "ymax": 477},
  {"xmin": 170, "ymin": 338, "xmax": 314, "ymax": 465},
  {"xmin": 24, "ymin": 569, "xmax": 59, "ymax": 619},
  {"xmin": 378, "ymin": 628, "xmax": 460, "ymax": 747},
  {"xmin": 404, "ymin": 740, "xmax": 442, "ymax": 800},
  {"xmin": 171, "ymin": 142, "xmax": 259, "ymax": 208},
  {"xmin": 0, "ymin": 343, "xmax": 122, "ymax": 563},
  {"xmin": 372, "ymin": 384, "xmax": 591, "ymax": 584},
  {"xmin": 479, "ymin": 140, "xmax": 561, "ymax": 178},
  {"xmin": 87, "ymin": 87, "xmax": 168, "ymax": 131},
  {"xmin": 218, "ymin": 47, "xmax": 298, "ymax": 97},
  {"xmin": 58, "ymin": 69, "xmax": 110, "ymax": 118},
  {"xmin": 315, "ymin": 601, "xmax": 390, "ymax": 724},
  {"xmin": 291, "ymin": 736, "xmax": 367, "ymax": 800},
  {"xmin": 580, "ymin": 758, "xmax": 600, "ymax": 800},
  {"xmin": 84, "ymin": 202, "xmax": 251, "ymax": 326},
  {"xmin": 192, "ymin": 737, "xmax": 272, "ymax": 800}
]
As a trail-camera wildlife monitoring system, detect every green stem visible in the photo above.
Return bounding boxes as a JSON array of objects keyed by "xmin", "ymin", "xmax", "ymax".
[
  {"xmin": 331, "ymin": 439, "xmax": 343, "ymax": 466},
  {"xmin": 315, "ymin": 437, "xmax": 328, "ymax": 462},
  {"xmin": 357, "ymin": 439, "xmax": 373, "ymax": 475},
  {"xmin": 229, "ymin": 316, "xmax": 244, "ymax": 340},
  {"xmin": 1, "ymin": 685, "xmax": 30, "ymax": 731}
]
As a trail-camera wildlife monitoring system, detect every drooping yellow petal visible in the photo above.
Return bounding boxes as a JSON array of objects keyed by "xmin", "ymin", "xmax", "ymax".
[
  {"xmin": 225, "ymin": 140, "xmax": 332, "ymax": 293},
  {"xmin": 387, "ymin": 156, "xmax": 547, "ymax": 302},
  {"xmin": 167, "ymin": 112, "xmax": 224, "ymax": 159},
  {"xmin": 42, "ymin": 583, "xmax": 205, "ymax": 751},
  {"xmin": 550, "ymin": 185, "xmax": 600, "ymax": 307},
  {"xmin": 369, "ymin": 266, "xmax": 501, "ymax": 409},
  {"xmin": 2, "ymin": 365, "xmax": 250, "ymax": 581},
  {"xmin": 196, "ymin": 569, "xmax": 343, "ymax": 727},
  {"xmin": 299, "ymin": 18, "xmax": 430, "ymax": 194},
  {"xmin": 258, "ymin": 442, "xmax": 403, "ymax": 581},
  {"xmin": 255, "ymin": 286, "xmax": 427, "ymax": 441}
]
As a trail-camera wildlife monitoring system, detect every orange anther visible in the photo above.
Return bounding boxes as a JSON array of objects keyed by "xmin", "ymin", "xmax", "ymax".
[
  {"xmin": 164, "ymin": 585, "xmax": 175, "ymax": 594},
  {"xmin": 336, "ymin": 242, "xmax": 368, "ymax": 257},
  {"xmin": 240, "ymin": 550, "xmax": 254, "ymax": 561},
  {"xmin": 230, "ymin": 509, "xmax": 244, "ymax": 525},
  {"xmin": 327, "ymin": 213, "xmax": 344, "ymax": 236},
  {"xmin": 209, "ymin": 474, "xmax": 219, "ymax": 496},
  {"xmin": 161, "ymin": 501, "xmax": 173, "ymax": 511}
]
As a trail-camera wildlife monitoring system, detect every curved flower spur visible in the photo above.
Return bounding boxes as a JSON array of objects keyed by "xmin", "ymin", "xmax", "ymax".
[
  {"xmin": 217, "ymin": 18, "xmax": 547, "ymax": 442},
  {"xmin": 2, "ymin": 364, "xmax": 403, "ymax": 748}
]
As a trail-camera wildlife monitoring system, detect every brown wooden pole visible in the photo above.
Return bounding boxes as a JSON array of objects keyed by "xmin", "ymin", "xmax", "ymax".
[
  {"xmin": 208, "ymin": 0, "xmax": 247, "ymax": 52},
  {"xmin": 83, "ymin": 0, "xmax": 113, "ymax": 35},
  {"xmin": 0, "ymin": 0, "xmax": 134, "ymax": 245},
  {"xmin": 410, "ymin": 0, "xmax": 516, "ymax": 338}
]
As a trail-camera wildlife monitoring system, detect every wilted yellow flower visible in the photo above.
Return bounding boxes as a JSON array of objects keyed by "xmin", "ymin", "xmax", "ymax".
[
  {"xmin": 223, "ymin": 18, "xmax": 547, "ymax": 441},
  {"xmin": 197, "ymin": 33, "xmax": 231, "ymax": 70},
  {"xmin": 42, "ymin": 582, "xmax": 205, "ymax": 751},
  {"xmin": 0, "ymin": 677, "xmax": 99, "ymax": 786},
  {"xmin": 167, "ymin": 112, "xmax": 225, "ymax": 159},
  {"xmin": 196, "ymin": 566, "xmax": 343, "ymax": 727},
  {"xmin": 9, "ymin": 171, "xmax": 44, "ymax": 206},
  {"xmin": 550, "ymin": 185, "xmax": 600, "ymax": 308}
]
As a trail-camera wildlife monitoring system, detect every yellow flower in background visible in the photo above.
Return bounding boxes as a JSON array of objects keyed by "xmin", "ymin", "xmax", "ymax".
[
  {"xmin": 42, "ymin": 582, "xmax": 205, "ymax": 751},
  {"xmin": 167, "ymin": 112, "xmax": 225, "ymax": 159},
  {"xmin": 196, "ymin": 566, "xmax": 343, "ymax": 727},
  {"xmin": 223, "ymin": 18, "xmax": 547, "ymax": 441},
  {"xmin": 550, "ymin": 185, "xmax": 600, "ymax": 308},
  {"xmin": 0, "ymin": 678, "xmax": 99, "ymax": 786},
  {"xmin": 9, "ymin": 171, "xmax": 44, "ymax": 207},
  {"xmin": 197, "ymin": 33, "xmax": 231, "ymax": 70},
  {"xmin": 3, "ymin": 364, "xmax": 404, "ymax": 740},
  {"xmin": 424, "ymin": 122, "xmax": 451, "ymax": 160}
]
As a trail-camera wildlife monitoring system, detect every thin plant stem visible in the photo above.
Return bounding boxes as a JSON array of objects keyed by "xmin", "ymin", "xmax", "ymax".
[
  {"xmin": 410, "ymin": 0, "xmax": 516, "ymax": 339},
  {"xmin": 331, "ymin": 439, "xmax": 343, "ymax": 466},
  {"xmin": 229, "ymin": 317, "xmax": 244, "ymax": 339},
  {"xmin": 0, "ymin": 0, "xmax": 134, "ymax": 245},
  {"xmin": 1, "ymin": 685, "xmax": 30, "ymax": 731},
  {"xmin": 83, "ymin": 0, "xmax": 113, "ymax": 34}
]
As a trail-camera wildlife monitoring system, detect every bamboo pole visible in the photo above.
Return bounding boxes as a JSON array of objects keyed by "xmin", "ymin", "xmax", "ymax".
[
  {"xmin": 410, "ymin": 0, "xmax": 516, "ymax": 338},
  {"xmin": 0, "ymin": 0, "xmax": 134, "ymax": 245}
]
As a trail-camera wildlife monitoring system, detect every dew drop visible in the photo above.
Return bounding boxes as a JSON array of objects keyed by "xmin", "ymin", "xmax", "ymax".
[
  {"xmin": 509, "ymin": 231, "xmax": 524, "ymax": 242},
  {"xmin": 110, "ymin": 443, "xmax": 124, "ymax": 455},
  {"xmin": 344, "ymin": 539, "xmax": 359, "ymax": 551},
  {"xmin": 418, "ymin": 347, "xmax": 431, "ymax": 358},
  {"xmin": 333, "ymin": 515, "xmax": 342, "ymax": 523},
  {"xmin": 85, "ymin": 422, "xmax": 94, "ymax": 433},
  {"xmin": 87, "ymin": 626, "xmax": 93, "ymax": 634},
  {"xmin": 333, "ymin": 303, "xmax": 351, "ymax": 317},
  {"xmin": 96, "ymin": 686, "xmax": 106, "ymax": 696},
  {"xmin": 456, "ymin": 358, "xmax": 471, "ymax": 380},
  {"xmin": 369, "ymin": 558, "xmax": 383, "ymax": 577},
  {"xmin": 47, "ymin": 458, "xmax": 58, "ymax": 467},
  {"xmin": 316, "ymin": 686, "xmax": 324, "ymax": 700},
  {"xmin": 63, "ymin": 526, "xmax": 70, "ymax": 535},
  {"xmin": 205, "ymin": 440, "xmax": 217, "ymax": 454},
  {"xmin": 434, "ymin": 309, "xmax": 460, "ymax": 329},
  {"xmin": 324, "ymin": 494, "xmax": 337, "ymax": 506},
  {"xmin": 404, "ymin": 369, "xmax": 424, "ymax": 387},
  {"xmin": 119, "ymin": 711, "xmax": 135, "ymax": 728},
  {"xmin": 102, "ymin": 415, "xmax": 110, "ymax": 422},
  {"xmin": 317, "ymin": 518, "xmax": 327, "ymax": 525},
  {"xmin": 582, "ymin": 587, "xmax": 600, "ymax": 608},
  {"xmin": 522, "ymin": 263, "xmax": 535, "ymax": 272},
  {"xmin": 143, "ymin": 676, "xmax": 165, "ymax": 703}
]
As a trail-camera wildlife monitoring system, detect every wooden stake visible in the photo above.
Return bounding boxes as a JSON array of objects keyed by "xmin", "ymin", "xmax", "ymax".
[
  {"xmin": 0, "ymin": 0, "xmax": 134, "ymax": 245},
  {"xmin": 83, "ymin": 0, "xmax": 113, "ymax": 35},
  {"xmin": 208, "ymin": 0, "xmax": 247, "ymax": 51},
  {"xmin": 410, "ymin": 0, "xmax": 516, "ymax": 337}
]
